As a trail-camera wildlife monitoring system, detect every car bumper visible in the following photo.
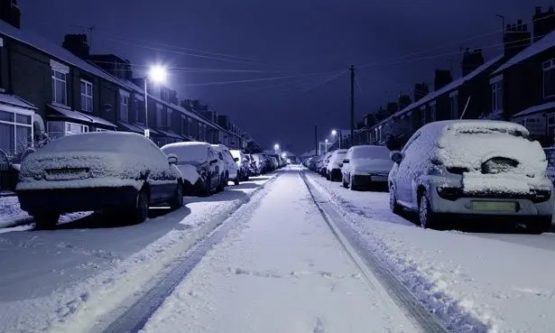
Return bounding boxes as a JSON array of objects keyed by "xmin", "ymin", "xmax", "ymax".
[
  {"xmin": 429, "ymin": 186, "xmax": 554, "ymax": 217},
  {"xmin": 17, "ymin": 186, "xmax": 138, "ymax": 214},
  {"xmin": 352, "ymin": 174, "xmax": 389, "ymax": 188}
]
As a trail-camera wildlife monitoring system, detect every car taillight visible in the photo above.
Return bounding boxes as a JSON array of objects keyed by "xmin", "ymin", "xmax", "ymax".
[
  {"xmin": 437, "ymin": 186, "xmax": 462, "ymax": 200},
  {"xmin": 531, "ymin": 189, "xmax": 551, "ymax": 203}
]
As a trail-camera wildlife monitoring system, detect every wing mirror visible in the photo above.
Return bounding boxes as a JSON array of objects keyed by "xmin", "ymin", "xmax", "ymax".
[
  {"xmin": 343, "ymin": 159, "xmax": 350, "ymax": 164},
  {"xmin": 233, "ymin": 157, "xmax": 239, "ymax": 162},
  {"xmin": 167, "ymin": 154, "xmax": 178, "ymax": 165},
  {"xmin": 390, "ymin": 151, "xmax": 403, "ymax": 164},
  {"xmin": 210, "ymin": 159, "xmax": 219, "ymax": 165}
]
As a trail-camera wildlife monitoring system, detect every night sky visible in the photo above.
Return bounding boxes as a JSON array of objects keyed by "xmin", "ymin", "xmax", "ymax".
[{"xmin": 19, "ymin": 0, "xmax": 554, "ymax": 153}]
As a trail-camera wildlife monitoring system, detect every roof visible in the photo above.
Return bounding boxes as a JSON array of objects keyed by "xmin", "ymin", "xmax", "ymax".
[
  {"xmin": 494, "ymin": 30, "xmax": 555, "ymax": 74},
  {"xmin": 48, "ymin": 104, "xmax": 117, "ymax": 128},
  {"xmin": 512, "ymin": 101, "xmax": 555, "ymax": 118},
  {"xmin": 0, "ymin": 92, "xmax": 36, "ymax": 109},
  {"xmin": 0, "ymin": 21, "xmax": 246, "ymax": 139},
  {"xmin": 377, "ymin": 55, "xmax": 503, "ymax": 126}
]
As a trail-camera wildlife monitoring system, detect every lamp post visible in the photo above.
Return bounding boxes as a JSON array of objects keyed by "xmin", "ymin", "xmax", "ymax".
[
  {"xmin": 144, "ymin": 64, "xmax": 168, "ymax": 138},
  {"xmin": 331, "ymin": 129, "xmax": 342, "ymax": 149},
  {"xmin": 325, "ymin": 139, "xmax": 329, "ymax": 153},
  {"xmin": 274, "ymin": 143, "xmax": 280, "ymax": 154}
]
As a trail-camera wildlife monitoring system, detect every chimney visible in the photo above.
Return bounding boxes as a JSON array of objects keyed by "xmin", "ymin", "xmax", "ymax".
[
  {"xmin": 62, "ymin": 34, "xmax": 90, "ymax": 59},
  {"xmin": 533, "ymin": 6, "xmax": 555, "ymax": 42},
  {"xmin": 414, "ymin": 83, "xmax": 429, "ymax": 102},
  {"xmin": 434, "ymin": 70, "xmax": 452, "ymax": 90},
  {"xmin": 461, "ymin": 48, "xmax": 484, "ymax": 76},
  {"xmin": 0, "ymin": 0, "xmax": 21, "ymax": 28},
  {"xmin": 398, "ymin": 94, "xmax": 412, "ymax": 110},
  {"xmin": 503, "ymin": 20, "xmax": 531, "ymax": 57}
]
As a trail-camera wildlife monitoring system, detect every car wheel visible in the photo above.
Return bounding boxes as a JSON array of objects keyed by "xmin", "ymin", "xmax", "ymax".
[
  {"xmin": 33, "ymin": 212, "xmax": 60, "ymax": 229},
  {"xmin": 349, "ymin": 175, "xmax": 357, "ymax": 191},
  {"xmin": 169, "ymin": 183, "xmax": 183, "ymax": 210},
  {"xmin": 131, "ymin": 189, "xmax": 149, "ymax": 224},
  {"xmin": 389, "ymin": 185, "xmax": 401, "ymax": 214},
  {"xmin": 527, "ymin": 216, "xmax": 552, "ymax": 234},
  {"xmin": 217, "ymin": 175, "xmax": 225, "ymax": 192},
  {"xmin": 418, "ymin": 194, "xmax": 438, "ymax": 229}
]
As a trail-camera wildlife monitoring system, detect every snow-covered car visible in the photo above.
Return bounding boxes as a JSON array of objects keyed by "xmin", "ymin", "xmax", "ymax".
[
  {"xmin": 251, "ymin": 154, "xmax": 265, "ymax": 174},
  {"xmin": 319, "ymin": 152, "xmax": 333, "ymax": 177},
  {"xmin": 17, "ymin": 132, "xmax": 183, "ymax": 228},
  {"xmin": 246, "ymin": 154, "xmax": 261, "ymax": 176},
  {"xmin": 161, "ymin": 142, "xmax": 224, "ymax": 195},
  {"xmin": 212, "ymin": 144, "xmax": 240, "ymax": 185},
  {"xmin": 341, "ymin": 145, "xmax": 393, "ymax": 190},
  {"xmin": 326, "ymin": 149, "xmax": 348, "ymax": 181},
  {"xmin": 388, "ymin": 120, "xmax": 554, "ymax": 232},
  {"xmin": 230, "ymin": 150, "xmax": 249, "ymax": 181}
]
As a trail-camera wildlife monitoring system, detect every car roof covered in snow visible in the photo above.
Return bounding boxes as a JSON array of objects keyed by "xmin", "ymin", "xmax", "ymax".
[{"xmin": 420, "ymin": 120, "xmax": 530, "ymax": 137}]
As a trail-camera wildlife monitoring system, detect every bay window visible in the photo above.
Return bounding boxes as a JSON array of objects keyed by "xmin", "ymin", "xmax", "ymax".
[{"xmin": 0, "ymin": 108, "xmax": 34, "ymax": 156}]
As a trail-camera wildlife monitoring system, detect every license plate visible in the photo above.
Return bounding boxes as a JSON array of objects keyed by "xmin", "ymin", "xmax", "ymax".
[
  {"xmin": 371, "ymin": 175, "xmax": 388, "ymax": 182},
  {"xmin": 471, "ymin": 201, "xmax": 517, "ymax": 212}
]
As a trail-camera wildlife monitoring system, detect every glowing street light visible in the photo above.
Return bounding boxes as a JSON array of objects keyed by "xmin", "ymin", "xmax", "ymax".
[
  {"xmin": 274, "ymin": 143, "xmax": 280, "ymax": 151},
  {"xmin": 325, "ymin": 138, "xmax": 329, "ymax": 153},
  {"xmin": 331, "ymin": 129, "xmax": 342, "ymax": 149},
  {"xmin": 281, "ymin": 152, "xmax": 287, "ymax": 158},
  {"xmin": 144, "ymin": 64, "xmax": 168, "ymax": 138}
]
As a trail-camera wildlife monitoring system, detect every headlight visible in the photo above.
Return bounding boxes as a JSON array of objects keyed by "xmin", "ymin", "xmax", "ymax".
[{"xmin": 436, "ymin": 186, "xmax": 462, "ymax": 200}]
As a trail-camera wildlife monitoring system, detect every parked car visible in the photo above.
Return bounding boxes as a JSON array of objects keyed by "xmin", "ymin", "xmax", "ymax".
[
  {"xmin": 326, "ymin": 149, "xmax": 348, "ymax": 181},
  {"xmin": 246, "ymin": 154, "xmax": 261, "ymax": 176},
  {"xmin": 161, "ymin": 142, "xmax": 224, "ymax": 195},
  {"xmin": 230, "ymin": 150, "xmax": 250, "ymax": 181},
  {"xmin": 388, "ymin": 120, "xmax": 554, "ymax": 232},
  {"xmin": 252, "ymin": 154, "xmax": 266, "ymax": 174},
  {"xmin": 17, "ymin": 132, "xmax": 183, "ymax": 228},
  {"xmin": 341, "ymin": 145, "xmax": 393, "ymax": 190},
  {"xmin": 212, "ymin": 144, "xmax": 240, "ymax": 185}
]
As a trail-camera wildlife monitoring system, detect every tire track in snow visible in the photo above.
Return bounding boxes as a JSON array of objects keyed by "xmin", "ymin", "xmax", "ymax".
[
  {"xmin": 300, "ymin": 171, "xmax": 449, "ymax": 333},
  {"xmin": 99, "ymin": 174, "xmax": 280, "ymax": 333}
]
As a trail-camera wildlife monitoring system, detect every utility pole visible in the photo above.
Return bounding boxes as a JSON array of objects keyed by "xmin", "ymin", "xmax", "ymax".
[
  {"xmin": 350, "ymin": 65, "xmax": 355, "ymax": 147},
  {"xmin": 314, "ymin": 125, "xmax": 318, "ymax": 156}
]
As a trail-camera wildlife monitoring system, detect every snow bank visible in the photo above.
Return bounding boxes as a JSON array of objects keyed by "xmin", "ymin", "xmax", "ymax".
[{"xmin": 308, "ymin": 172, "xmax": 555, "ymax": 333}]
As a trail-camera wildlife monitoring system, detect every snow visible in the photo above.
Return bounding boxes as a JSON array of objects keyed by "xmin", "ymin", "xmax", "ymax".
[
  {"xmin": 0, "ymin": 196, "xmax": 31, "ymax": 228},
  {"xmin": 494, "ymin": 30, "xmax": 555, "ymax": 75},
  {"xmin": 0, "ymin": 175, "xmax": 274, "ymax": 333},
  {"xmin": 141, "ymin": 169, "xmax": 418, "ymax": 333},
  {"xmin": 307, "ymin": 171, "xmax": 555, "ymax": 332},
  {"xmin": 512, "ymin": 101, "xmax": 555, "ymax": 118},
  {"xmin": 435, "ymin": 121, "xmax": 549, "ymax": 193},
  {"xmin": 0, "ymin": 92, "xmax": 36, "ymax": 110},
  {"xmin": 17, "ymin": 132, "xmax": 177, "ymax": 191}
]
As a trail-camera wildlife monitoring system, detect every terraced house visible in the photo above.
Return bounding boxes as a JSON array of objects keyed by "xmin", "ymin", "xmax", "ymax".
[
  {"xmin": 362, "ymin": 6, "xmax": 555, "ymax": 148},
  {"xmin": 0, "ymin": 5, "xmax": 250, "ymax": 159}
]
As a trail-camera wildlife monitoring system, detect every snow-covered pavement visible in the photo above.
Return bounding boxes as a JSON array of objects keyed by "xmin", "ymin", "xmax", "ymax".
[
  {"xmin": 306, "ymin": 171, "xmax": 555, "ymax": 332},
  {"xmin": 141, "ymin": 168, "xmax": 420, "ymax": 333},
  {"xmin": 0, "ymin": 175, "xmax": 273, "ymax": 332}
]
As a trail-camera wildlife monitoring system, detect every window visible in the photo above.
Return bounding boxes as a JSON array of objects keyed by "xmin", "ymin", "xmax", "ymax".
[
  {"xmin": 0, "ymin": 108, "xmax": 33, "ymax": 156},
  {"xmin": 449, "ymin": 91, "xmax": 459, "ymax": 119},
  {"xmin": 51, "ymin": 60, "xmax": 69, "ymax": 105},
  {"xmin": 491, "ymin": 75, "xmax": 503, "ymax": 112},
  {"xmin": 543, "ymin": 59, "xmax": 555, "ymax": 98},
  {"xmin": 119, "ymin": 92, "xmax": 129, "ymax": 122},
  {"xmin": 80, "ymin": 79, "xmax": 93, "ymax": 112}
]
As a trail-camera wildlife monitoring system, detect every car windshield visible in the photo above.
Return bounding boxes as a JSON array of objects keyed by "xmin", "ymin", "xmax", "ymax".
[
  {"xmin": 351, "ymin": 146, "xmax": 389, "ymax": 159},
  {"xmin": 162, "ymin": 144, "xmax": 208, "ymax": 164}
]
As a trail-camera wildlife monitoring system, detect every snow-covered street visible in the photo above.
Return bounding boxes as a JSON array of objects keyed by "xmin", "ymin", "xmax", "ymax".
[{"xmin": 2, "ymin": 167, "xmax": 555, "ymax": 332}]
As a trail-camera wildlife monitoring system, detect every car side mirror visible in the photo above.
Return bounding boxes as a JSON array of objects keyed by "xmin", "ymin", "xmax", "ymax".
[
  {"xmin": 390, "ymin": 151, "xmax": 403, "ymax": 164},
  {"xmin": 167, "ymin": 154, "xmax": 178, "ymax": 165},
  {"xmin": 233, "ymin": 157, "xmax": 239, "ymax": 162},
  {"xmin": 210, "ymin": 159, "xmax": 218, "ymax": 165},
  {"xmin": 343, "ymin": 159, "xmax": 349, "ymax": 164}
]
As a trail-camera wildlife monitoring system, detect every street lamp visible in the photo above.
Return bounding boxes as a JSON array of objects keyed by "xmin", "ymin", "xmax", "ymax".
[
  {"xmin": 274, "ymin": 143, "xmax": 280, "ymax": 151},
  {"xmin": 331, "ymin": 129, "xmax": 341, "ymax": 149},
  {"xmin": 144, "ymin": 64, "xmax": 168, "ymax": 138},
  {"xmin": 325, "ymin": 139, "xmax": 329, "ymax": 153},
  {"xmin": 281, "ymin": 152, "xmax": 287, "ymax": 158}
]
